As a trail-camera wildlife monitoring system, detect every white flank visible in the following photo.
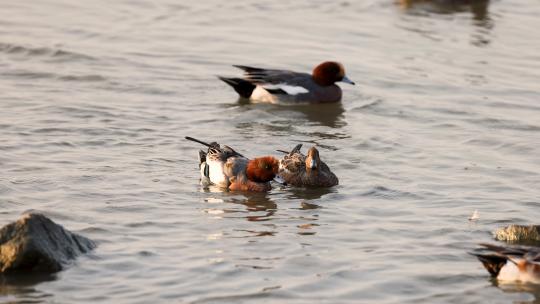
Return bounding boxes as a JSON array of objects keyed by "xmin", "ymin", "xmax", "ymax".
[
  {"xmin": 262, "ymin": 83, "xmax": 309, "ymax": 95},
  {"xmin": 498, "ymin": 262, "xmax": 520, "ymax": 282},
  {"xmin": 206, "ymin": 158, "xmax": 228, "ymax": 187},
  {"xmin": 251, "ymin": 86, "xmax": 278, "ymax": 103},
  {"xmin": 498, "ymin": 259, "xmax": 540, "ymax": 284}
]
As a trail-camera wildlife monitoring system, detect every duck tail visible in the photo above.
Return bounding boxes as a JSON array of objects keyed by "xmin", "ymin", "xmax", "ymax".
[
  {"xmin": 218, "ymin": 76, "xmax": 256, "ymax": 98},
  {"xmin": 185, "ymin": 136, "xmax": 216, "ymax": 148},
  {"xmin": 290, "ymin": 144, "xmax": 303, "ymax": 154},
  {"xmin": 469, "ymin": 245, "xmax": 509, "ymax": 278},
  {"xmin": 198, "ymin": 150, "xmax": 207, "ymax": 165},
  {"xmin": 232, "ymin": 65, "xmax": 265, "ymax": 73},
  {"xmin": 470, "ymin": 253, "xmax": 507, "ymax": 277},
  {"xmin": 277, "ymin": 144, "xmax": 302, "ymax": 155}
]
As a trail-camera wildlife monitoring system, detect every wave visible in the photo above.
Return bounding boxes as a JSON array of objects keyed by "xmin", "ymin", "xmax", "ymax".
[{"xmin": 0, "ymin": 42, "xmax": 97, "ymax": 61}]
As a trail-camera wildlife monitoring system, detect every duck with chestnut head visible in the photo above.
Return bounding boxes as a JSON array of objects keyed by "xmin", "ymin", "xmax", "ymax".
[
  {"xmin": 218, "ymin": 61, "xmax": 354, "ymax": 104},
  {"xmin": 277, "ymin": 144, "xmax": 339, "ymax": 187},
  {"xmin": 185, "ymin": 136, "xmax": 279, "ymax": 192}
]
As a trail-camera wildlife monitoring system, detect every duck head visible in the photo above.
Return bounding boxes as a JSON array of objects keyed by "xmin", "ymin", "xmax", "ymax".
[
  {"xmin": 246, "ymin": 156, "xmax": 279, "ymax": 183},
  {"xmin": 312, "ymin": 61, "xmax": 355, "ymax": 86},
  {"xmin": 305, "ymin": 147, "xmax": 322, "ymax": 171}
]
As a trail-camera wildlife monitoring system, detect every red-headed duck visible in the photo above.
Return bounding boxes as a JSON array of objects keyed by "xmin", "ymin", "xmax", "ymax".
[
  {"xmin": 471, "ymin": 243, "xmax": 540, "ymax": 284},
  {"xmin": 276, "ymin": 144, "xmax": 339, "ymax": 187},
  {"xmin": 185, "ymin": 136, "xmax": 279, "ymax": 192},
  {"xmin": 218, "ymin": 61, "xmax": 354, "ymax": 104}
]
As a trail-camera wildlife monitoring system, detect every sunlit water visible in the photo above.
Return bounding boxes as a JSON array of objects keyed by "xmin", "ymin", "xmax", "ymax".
[{"xmin": 1, "ymin": 0, "xmax": 540, "ymax": 303}]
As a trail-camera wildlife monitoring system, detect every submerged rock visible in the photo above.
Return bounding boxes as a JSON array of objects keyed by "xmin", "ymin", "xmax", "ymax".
[
  {"xmin": 0, "ymin": 213, "xmax": 95, "ymax": 273},
  {"xmin": 494, "ymin": 224, "xmax": 540, "ymax": 244}
]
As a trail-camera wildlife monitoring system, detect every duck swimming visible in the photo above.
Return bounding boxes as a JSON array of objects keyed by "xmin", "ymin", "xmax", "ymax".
[
  {"xmin": 218, "ymin": 61, "xmax": 355, "ymax": 104},
  {"xmin": 471, "ymin": 243, "xmax": 540, "ymax": 284},
  {"xmin": 277, "ymin": 144, "xmax": 339, "ymax": 187},
  {"xmin": 185, "ymin": 136, "xmax": 279, "ymax": 192}
]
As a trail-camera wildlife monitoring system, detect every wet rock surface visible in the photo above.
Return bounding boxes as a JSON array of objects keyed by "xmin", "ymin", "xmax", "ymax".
[
  {"xmin": 494, "ymin": 224, "xmax": 540, "ymax": 244},
  {"xmin": 0, "ymin": 213, "xmax": 95, "ymax": 273}
]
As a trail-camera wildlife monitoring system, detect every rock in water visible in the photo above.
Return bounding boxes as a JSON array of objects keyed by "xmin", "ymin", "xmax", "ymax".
[
  {"xmin": 0, "ymin": 213, "xmax": 95, "ymax": 273},
  {"xmin": 494, "ymin": 225, "xmax": 540, "ymax": 244}
]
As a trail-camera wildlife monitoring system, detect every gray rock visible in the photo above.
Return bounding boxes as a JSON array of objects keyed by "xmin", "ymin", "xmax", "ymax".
[
  {"xmin": 494, "ymin": 224, "xmax": 540, "ymax": 244},
  {"xmin": 0, "ymin": 213, "xmax": 95, "ymax": 273}
]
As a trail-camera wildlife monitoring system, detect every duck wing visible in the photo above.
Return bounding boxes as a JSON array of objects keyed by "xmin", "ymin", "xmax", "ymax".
[
  {"xmin": 233, "ymin": 65, "xmax": 312, "ymax": 95},
  {"xmin": 277, "ymin": 144, "xmax": 302, "ymax": 155},
  {"xmin": 317, "ymin": 160, "xmax": 339, "ymax": 186},
  {"xmin": 223, "ymin": 156, "xmax": 249, "ymax": 179},
  {"xmin": 279, "ymin": 149, "xmax": 306, "ymax": 180}
]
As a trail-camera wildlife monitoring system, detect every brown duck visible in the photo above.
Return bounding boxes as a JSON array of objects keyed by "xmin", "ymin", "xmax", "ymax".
[{"xmin": 277, "ymin": 144, "xmax": 339, "ymax": 187}]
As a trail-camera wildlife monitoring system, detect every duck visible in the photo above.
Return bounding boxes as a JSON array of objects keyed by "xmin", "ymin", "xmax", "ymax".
[
  {"xmin": 276, "ymin": 144, "xmax": 339, "ymax": 187},
  {"xmin": 470, "ymin": 243, "xmax": 540, "ymax": 284},
  {"xmin": 218, "ymin": 61, "xmax": 355, "ymax": 104},
  {"xmin": 185, "ymin": 136, "xmax": 279, "ymax": 192}
]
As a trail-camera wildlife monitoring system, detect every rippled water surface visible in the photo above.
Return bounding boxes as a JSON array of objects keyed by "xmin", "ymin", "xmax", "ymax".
[{"xmin": 1, "ymin": 0, "xmax": 540, "ymax": 303}]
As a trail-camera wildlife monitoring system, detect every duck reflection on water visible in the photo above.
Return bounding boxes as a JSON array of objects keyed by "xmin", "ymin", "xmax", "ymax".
[
  {"xmin": 236, "ymin": 99, "xmax": 346, "ymax": 129},
  {"xmin": 282, "ymin": 186, "xmax": 336, "ymax": 202},
  {"xmin": 399, "ymin": 0, "xmax": 490, "ymax": 21},
  {"xmin": 201, "ymin": 188, "xmax": 326, "ymax": 237},
  {"xmin": 201, "ymin": 191, "xmax": 278, "ymax": 222},
  {"xmin": 495, "ymin": 282, "xmax": 540, "ymax": 304},
  {"xmin": 398, "ymin": 0, "xmax": 492, "ymax": 46}
]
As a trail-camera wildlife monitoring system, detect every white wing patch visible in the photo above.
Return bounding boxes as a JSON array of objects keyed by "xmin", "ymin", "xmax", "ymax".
[{"xmin": 263, "ymin": 83, "xmax": 309, "ymax": 95}]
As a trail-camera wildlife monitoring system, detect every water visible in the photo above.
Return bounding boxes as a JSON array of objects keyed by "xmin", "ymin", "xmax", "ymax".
[{"xmin": 1, "ymin": 0, "xmax": 540, "ymax": 303}]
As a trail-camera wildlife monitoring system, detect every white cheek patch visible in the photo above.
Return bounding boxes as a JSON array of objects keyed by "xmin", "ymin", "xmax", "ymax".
[{"xmin": 263, "ymin": 83, "xmax": 309, "ymax": 95}]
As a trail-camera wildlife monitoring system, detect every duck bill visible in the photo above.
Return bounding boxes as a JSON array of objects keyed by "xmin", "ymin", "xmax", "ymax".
[
  {"xmin": 341, "ymin": 75, "xmax": 355, "ymax": 85},
  {"xmin": 308, "ymin": 159, "xmax": 317, "ymax": 169}
]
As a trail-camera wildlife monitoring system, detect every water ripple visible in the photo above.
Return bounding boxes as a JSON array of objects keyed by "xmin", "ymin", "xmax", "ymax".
[{"xmin": 0, "ymin": 42, "xmax": 97, "ymax": 61}]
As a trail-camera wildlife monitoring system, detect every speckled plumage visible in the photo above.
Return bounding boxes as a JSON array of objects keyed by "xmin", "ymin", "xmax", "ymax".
[{"xmin": 277, "ymin": 144, "xmax": 338, "ymax": 187}]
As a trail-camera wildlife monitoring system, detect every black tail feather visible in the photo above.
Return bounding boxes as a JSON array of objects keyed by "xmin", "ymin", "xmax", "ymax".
[
  {"xmin": 198, "ymin": 150, "xmax": 206, "ymax": 165},
  {"xmin": 470, "ymin": 252, "xmax": 508, "ymax": 277},
  {"xmin": 290, "ymin": 144, "xmax": 303, "ymax": 154},
  {"xmin": 218, "ymin": 76, "xmax": 256, "ymax": 98},
  {"xmin": 185, "ymin": 136, "xmax": 215, "ymax": 148},
  {"xmin": 277, "ymin": 144, "xmax": 303, "ymax": 155},
  {"xmin": 232, "ymin": 65, "xmax": 265, "ymax": 73}
]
